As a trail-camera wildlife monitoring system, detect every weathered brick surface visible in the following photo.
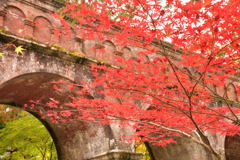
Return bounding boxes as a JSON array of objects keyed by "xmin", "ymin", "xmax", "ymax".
[
  {"xmin": 0, "ymin": 33, "xmax": 137, "ymax": 160},
  {"xmin": 0, "ymin": 0, "xmax": 144, "ymax": 64},
  {"xmin": 90, "ymin": 150, "xmax": 143, "ymax": 160},
  {"xmin": 0, "ymin": 1, "xmax": 140, "ymax": 158},
  {"xmin": 0, "ymin": 0, "xmax": 239, "ymax": 160}
]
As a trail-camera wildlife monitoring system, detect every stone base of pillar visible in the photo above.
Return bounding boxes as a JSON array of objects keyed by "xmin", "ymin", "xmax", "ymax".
[{"xmin": 89, "ymin": 150, "xmax": 143, "ymax": 160}]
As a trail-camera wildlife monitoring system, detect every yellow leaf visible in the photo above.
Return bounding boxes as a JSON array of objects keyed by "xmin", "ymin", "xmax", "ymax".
[
  {"xmin": 18, "ymin": 29, "xmax": 23, "ymax": 33},
  {"xmin": 15, "ymin": 46, "xmax": 25, "ymax": 54},
  {"xmin": 0, "ymin": 52, "xmax": 4, "ymax": 57}
]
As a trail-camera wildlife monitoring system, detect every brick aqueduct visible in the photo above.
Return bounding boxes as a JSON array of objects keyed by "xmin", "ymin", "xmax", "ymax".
[{"xmin": 0, "ymin": 0, "xmax": 239, "ymax": 160}]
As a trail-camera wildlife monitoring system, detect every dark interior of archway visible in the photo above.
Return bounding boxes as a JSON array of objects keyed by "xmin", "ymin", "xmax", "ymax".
[
  {"xmin": 0, "ymin": 72, "xmax": 77, "ymax": 160},
  {"xmin": 0, "ymin": 105, "xmax": 58, "ymax": 160},
  {"xmin": 225, "ymin": 134, "xmax": 240, "ymax": 160},
  {"xmin": 0, "ymin": 72, "xmax": 75, "ymax": 106}
]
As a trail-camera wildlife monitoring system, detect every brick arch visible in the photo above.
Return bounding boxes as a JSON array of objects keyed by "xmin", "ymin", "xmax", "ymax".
[
  {"xmin": 103, "ymin": 40, "xmax": 116, "ymax": 47},
  {"xmin": 100, "ymin": 40, "xmax": 116, "ymax": 62},
  {"xmin": 33, "ymin": 16, "xmax": 52, "ymax": 44},
  {"xmin": 0, "ymin": 72, "xmax": 74, "ymax": 160},
  {"xmin": 0, "ymin": 71, "xmax": 116, "ymax": 160},
  {"xmin": 60, "ymin": 27, "xmax": 82, "ymax": 52},
  {"xmin": 226, "ymin": 83, "xmax": 238, "ymax": 101},
  {"xmin": 3, "ymin": 6, "xmax": 26, "ymax": 36},
  {"xmin": 122, "ymin": 46, "xmax": 132, "ymax": 60},
  {"xmin": 0, "ymin": 43, "xmax": 137, "ymax": 159},
  {"xmin": 0, "ymin": 0, "xmax": 151, "ymax": 159}
]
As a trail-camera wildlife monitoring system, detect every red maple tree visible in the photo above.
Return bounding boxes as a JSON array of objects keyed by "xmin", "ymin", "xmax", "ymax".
[{"xmin": 37, "ymin": 0, "xmax": 240, "ymax": 159}]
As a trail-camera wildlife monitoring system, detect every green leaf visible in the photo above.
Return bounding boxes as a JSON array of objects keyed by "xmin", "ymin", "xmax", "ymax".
[
  {"xmin": 217, "ymin": 52, "xmax": 226, "ymax": 57},
  {"xmin": 0, "ymin": 108, "xmax": 58, "ymax": 160},
  {"xmin": 14, "ymin": 46, "xmax": 25, "ymax": 55}
]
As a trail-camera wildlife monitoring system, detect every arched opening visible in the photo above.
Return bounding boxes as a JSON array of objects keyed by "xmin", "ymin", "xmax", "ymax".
[
  {"xmin": 0, "ymin": 72, "xmax": 73, "ymax": 106},
  {"xmin": 226, "ymin": 83, "xmax": 238, "ymax": 101},
  {"xmin": 121, "ymin": 46, "xmax": 132, "ymax": 60},
  {"xmin": 0, "ymin": 72, "xmax": 75, "ymax": 160},
  {"xmin": 225, "ymin": 134, "xmax": 240, "ymax": 160},
  {"xmin": 135, "ymin": 140, "xmax": 150, "ymax": 160},
  {"xmin": 3, "ymin": 6, "xmax": 26, "ymax": 36},
  {"xmin": 0, "ymin": 105, "xmax": 58, "ymax": 160},
  {"xmin": 101, "ymin": 40, "xmax": 116, "ymax": 62},
  {"xmin": 0, "ymin": 72, "xmax": 121, "ymax": 160},
  {"xmin": 60, "ymin": 28, "xmax": 82, "ymax": 52},
  {"xmin": 33, "ymin": 16, "xmax": 52, "ymax": 43}
]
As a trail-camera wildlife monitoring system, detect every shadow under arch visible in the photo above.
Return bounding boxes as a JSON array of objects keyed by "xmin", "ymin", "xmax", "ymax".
[
  {"xmin": 0, "ymin": 72, "xmax": 119, "ymax": 160},
  {"xmin": 225, "ymin": 134, "xmax": 240, "ymax": 160},
  {"xmin": 0, "ymin": 72, "xmax": 76, "ymax": 160}
]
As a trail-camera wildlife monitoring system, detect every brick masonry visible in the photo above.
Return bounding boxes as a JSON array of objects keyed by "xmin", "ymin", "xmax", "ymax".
[{"xmin": 0, "ymin": 0, "xmax": 239, "ymax": 160}]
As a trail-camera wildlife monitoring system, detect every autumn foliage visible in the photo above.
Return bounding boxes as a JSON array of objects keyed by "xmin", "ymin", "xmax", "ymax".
[{"xmin": 37, "ymin": 0, "xmax": 240, "ymax": 159}]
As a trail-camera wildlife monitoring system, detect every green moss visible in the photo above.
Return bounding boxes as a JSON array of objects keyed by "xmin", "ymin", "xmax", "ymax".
[
  {"xmin": 50, "ymin": 44, "xmax": 68, "ymax": 53},
  {"xmin": 0, "ymin": 29, "xmax": 7, "ymax": 34},
  {"xmin": 25, "ymin": 36, "xmax": 37, "ymax": 42},
  {"xmin": 67, "ymin": 51, "xmax": 85, "ymax": 58},
  {"xmin": 0, "ymin": 31, "xmax": 116, "ymax": 66},
  {"xmin": 50, "ymin": 44, "xmax": 86, "ymax": 59}
]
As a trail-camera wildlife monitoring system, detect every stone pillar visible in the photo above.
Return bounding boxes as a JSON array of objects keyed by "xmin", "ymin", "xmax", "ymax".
[
  {"xmin": 0, "ymin": 10, "xmax": 6, "ymax": 28},
  {"xmin": 24, "ymin": 20, "xmax": 35, "ymax": 38},
  {"xmin": 89, "ymin": 150, "xmax": 143, "ymax": 160}
]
